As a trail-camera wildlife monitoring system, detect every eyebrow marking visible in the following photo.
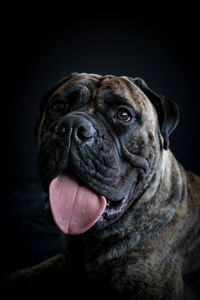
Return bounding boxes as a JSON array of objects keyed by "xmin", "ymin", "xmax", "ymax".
[{"xmin": 103, "ymin": 92, "xmax": 134, "ymax": 107}]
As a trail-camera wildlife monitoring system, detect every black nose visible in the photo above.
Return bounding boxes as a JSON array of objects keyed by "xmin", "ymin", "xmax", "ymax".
[{"xmin": 56, "ymin": 115, "xmax": 96, "ymax": 144}]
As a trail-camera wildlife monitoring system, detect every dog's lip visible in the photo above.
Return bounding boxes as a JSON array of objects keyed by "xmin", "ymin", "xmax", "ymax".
[
  {"xmin": 102, "ymin": 197, "xmax": 128, "ymax": 220},
  {"xmin": 43, "ymin": 169, "xmax": 126, "ymax": 202}
]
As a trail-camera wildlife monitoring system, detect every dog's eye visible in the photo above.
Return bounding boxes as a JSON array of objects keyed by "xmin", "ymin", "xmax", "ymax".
[
  {"xmin": 51, "ymin": 101, "xmax": 65, "ymax": 113},
  {"xmin": 116, "ymin": 109, "xmax": 132, "ymax": 122}
]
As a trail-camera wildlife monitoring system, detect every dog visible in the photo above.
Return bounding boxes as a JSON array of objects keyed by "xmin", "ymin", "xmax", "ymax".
[{"xmin": 3, "ymin": 73, "xmax": 200, "ymax": 299}]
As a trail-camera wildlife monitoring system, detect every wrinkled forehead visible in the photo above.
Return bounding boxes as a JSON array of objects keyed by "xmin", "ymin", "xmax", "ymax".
[{"xmin": 50, "ymin": 73, "xmax": 154, "ymax": 115}]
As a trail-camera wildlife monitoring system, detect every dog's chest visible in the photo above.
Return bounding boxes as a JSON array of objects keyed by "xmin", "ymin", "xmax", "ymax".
[
  {"xmin": 73, "ymin": 236, "xmax": 151, "ymax": 293},
  {"xmin": 77, "ymin": 235, "xmax": 183, "ymax": 298}
]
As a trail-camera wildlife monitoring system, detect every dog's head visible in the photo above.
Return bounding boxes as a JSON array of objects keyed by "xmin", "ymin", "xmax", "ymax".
[{"xmin": 36, "ymin": 73, "xmax": 178, "ymax": 234}]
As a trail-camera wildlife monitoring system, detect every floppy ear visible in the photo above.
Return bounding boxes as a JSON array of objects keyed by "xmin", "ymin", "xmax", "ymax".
[
  {"xmin": 133, "ymin": 78, "xmax": 179, "ymax": 150},
  {"xmin": 34, "ymin": 73, "xmax": 77, "ymax": 136}
]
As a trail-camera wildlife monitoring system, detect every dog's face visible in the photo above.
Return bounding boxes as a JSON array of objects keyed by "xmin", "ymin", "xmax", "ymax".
[{"xmin": 36, "ymin": 73, "xmax": 178, "ymax": 234}]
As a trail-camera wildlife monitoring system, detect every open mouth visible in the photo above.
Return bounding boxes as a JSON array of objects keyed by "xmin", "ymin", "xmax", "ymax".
[
  {"xmin": 102, "ymin": 198, "xmax": 128, "ymax": 219},
  {"xmin": 44, "ymin": 172, "xmax": 132, "ymax": 234}
]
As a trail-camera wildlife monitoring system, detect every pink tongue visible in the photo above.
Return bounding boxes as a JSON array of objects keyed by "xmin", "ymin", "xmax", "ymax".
[{"xmin": 49, "ymin": 174, "xmax": 106, "ymax": 235}]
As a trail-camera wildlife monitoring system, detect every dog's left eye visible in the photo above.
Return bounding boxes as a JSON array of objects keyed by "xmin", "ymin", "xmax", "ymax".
[
  {"xmin": 51, "ymin": 101, "xmax": 65, "ymax": 113},
  {"xmin": 116, "ymin": 109, "xmax": 132, "ymax": 122}
]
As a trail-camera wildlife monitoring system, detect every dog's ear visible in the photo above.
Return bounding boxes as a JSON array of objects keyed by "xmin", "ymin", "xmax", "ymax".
[
  {"xmin": 34, "ymin": 73, "xmax": 77, "ymax": 137},
  {"xmin": 133, "ymin": 78, "xmax": 179, "ymax": 150}
]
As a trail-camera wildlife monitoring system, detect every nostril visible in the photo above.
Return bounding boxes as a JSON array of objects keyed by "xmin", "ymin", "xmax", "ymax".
[
  {"xmin": 77, "ymin": 126, "xmax": 92, "ymax": 140},
  {"xmin": 57, "ymin": 124, "xmax": 68, "ymax": 137}
]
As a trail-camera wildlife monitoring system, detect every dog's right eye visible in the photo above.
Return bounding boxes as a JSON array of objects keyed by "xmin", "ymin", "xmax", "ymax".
[
  {"xmin": 115, "ymin": 108, "xmax": 133, "ymax": 123},
  {"xmin": 51, "ymin": 101, "xmax": 65, "ymax": 113}
]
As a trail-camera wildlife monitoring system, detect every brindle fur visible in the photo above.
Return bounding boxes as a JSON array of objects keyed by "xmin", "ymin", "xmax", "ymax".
[{"xmin": 2, "ymin": 73, "xmax": 200, "ymax": 299}]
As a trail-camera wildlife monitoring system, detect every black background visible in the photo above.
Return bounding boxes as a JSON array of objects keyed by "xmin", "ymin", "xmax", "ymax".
[{"xmin": 2, "ymin": 5, "xmax": 200, "ymax": 272}]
